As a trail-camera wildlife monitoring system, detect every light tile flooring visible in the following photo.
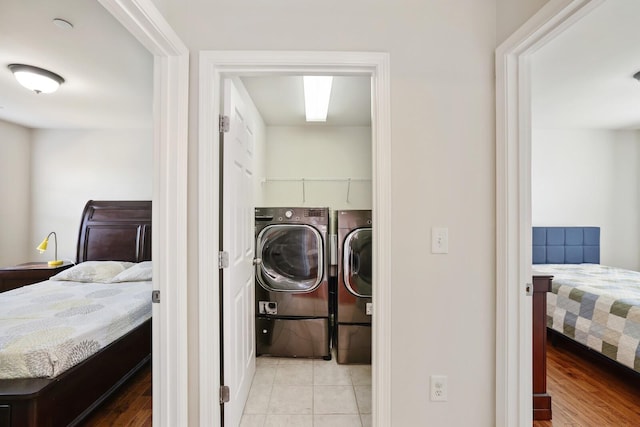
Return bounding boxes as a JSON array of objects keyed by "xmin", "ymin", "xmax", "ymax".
[{"xmin": 241, "ymin": 354, "xmax": 372, "ymax": 427}]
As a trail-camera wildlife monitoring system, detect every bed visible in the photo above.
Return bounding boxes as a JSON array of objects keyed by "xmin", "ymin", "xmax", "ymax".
[
  {"xmin": 532, "ymin": 226, "xmax": 640, "ymax": 375},
  {"xmin": 0, "ymin": 200, "xmax": 152, "ymax": 427}
]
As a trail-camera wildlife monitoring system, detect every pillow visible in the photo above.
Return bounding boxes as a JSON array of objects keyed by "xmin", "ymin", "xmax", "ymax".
[
  {"xmin": 50, "ymin": 261, "xmax": 134, "ymax": 283},
  {"xmin": 110, "ymin": 261, "xmax": 153, "ymax": 283}
]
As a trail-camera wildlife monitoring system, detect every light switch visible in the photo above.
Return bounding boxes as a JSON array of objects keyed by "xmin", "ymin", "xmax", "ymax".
[{"xmin": 432, "ymin": 227, "xmax": 449, "ymax": 254}]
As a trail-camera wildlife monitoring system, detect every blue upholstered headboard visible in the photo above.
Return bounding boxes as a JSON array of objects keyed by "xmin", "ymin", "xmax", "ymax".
[{"xmin": 532, "ymin": 226, "xmax": 600, "ymax": 264}]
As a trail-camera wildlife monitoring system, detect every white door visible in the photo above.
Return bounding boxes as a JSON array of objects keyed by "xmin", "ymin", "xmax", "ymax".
[{"xmin": 221, "ymin": 78, "xmax": 256, "ymax": 426}]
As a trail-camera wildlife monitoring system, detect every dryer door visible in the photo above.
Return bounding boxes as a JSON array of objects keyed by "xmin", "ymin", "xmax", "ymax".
[
  {"xmin": 256, "ymin": 224, "xmax": 324, "ymax": 292},
  {"xmin": 343, "ymin": 228, "xmax": 373, "ymax": 297}
]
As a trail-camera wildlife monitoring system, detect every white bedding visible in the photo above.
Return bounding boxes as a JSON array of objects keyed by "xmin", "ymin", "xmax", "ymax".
[{"xmin": 0, "ymin": 278, "xmax": 151, "ymax": 379}]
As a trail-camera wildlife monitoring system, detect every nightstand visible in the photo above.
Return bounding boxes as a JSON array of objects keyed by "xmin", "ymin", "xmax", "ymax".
[{"xmin": 0, "ymin": 262, "xmax": 74, "ymax": 292}]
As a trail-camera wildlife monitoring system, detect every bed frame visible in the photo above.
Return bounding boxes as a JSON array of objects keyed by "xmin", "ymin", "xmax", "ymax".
[
  {"xmin": 0, "ymin": 200, "xmax": 152, "ymax": 427},
  {"xmin": 533, "ymin": 226, "xmax": 640, "ymax": 380},
  {"xmin": 531, "ymin": 226, "xmax": 603, "ymax": 420}
]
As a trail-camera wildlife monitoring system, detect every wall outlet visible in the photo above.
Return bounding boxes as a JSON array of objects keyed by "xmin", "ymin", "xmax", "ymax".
[{"xmin": 430, "ymin": 375, "xmax": 448, "ymax": 402}]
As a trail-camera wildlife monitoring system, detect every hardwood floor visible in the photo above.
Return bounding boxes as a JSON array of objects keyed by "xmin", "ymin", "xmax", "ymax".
[
  {"xmin": 75, "ymin": 340, "xmax": 640, "ymax": 427},
  {"xmin": 534, "ymin": 339, "xmax": 640, "ymax": 426},
  {"xmin": 78, "ymin": 362, "xmax": 152, "ymax": 427}
]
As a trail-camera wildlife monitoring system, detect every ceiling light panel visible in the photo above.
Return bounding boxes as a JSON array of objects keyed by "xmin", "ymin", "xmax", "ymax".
[{"xmin": 303, "ymin": 76, "xmax": 333, "ymax": 122}]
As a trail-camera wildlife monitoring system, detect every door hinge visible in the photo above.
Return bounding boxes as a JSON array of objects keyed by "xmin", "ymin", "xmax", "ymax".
[
  {"xmin": 220, "ymin": 385, "xmax": 230, "ymax": 404},
  {"xmin": 152, "ymin": 290, "xmax": 160, "ymax": 303},
  {"xmin": 525, "ymin": 283, "xmax": 533, "ymax": 296},
  {"xmin": 218, "ymin": 251, "xmax": 229, "ymax": 269},
  {"xmin": 219, "ymin": 115, "xmax": 230, "ymax": 133}
]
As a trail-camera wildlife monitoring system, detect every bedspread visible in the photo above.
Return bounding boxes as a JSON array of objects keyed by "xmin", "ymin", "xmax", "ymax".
[
  {"xmin": 0, "ymin": 279, "xmax": 151, "ymax": 379},
  {"xmin": 532, "ymin": 263, "xmax": 640, "ymax": 373}
]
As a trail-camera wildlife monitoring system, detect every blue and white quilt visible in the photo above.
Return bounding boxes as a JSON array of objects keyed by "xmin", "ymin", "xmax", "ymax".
[{"xmin": 532, "ymin": 263, "xmax": 640, "ymax": 373}]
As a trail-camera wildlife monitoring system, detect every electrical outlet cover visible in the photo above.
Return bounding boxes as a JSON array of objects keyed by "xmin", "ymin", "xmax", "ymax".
[{"xmin": 430, "ymin": 375, "xmax": 448, "ymax": 402}]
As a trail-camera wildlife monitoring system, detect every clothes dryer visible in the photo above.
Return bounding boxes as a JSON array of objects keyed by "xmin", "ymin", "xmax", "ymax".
[
  {"xmin": 254, "ymin": 207, "xmax": 331, "ymax": 359},
  {"xmin": 336, "ymin": 209, "xmax": 373, "ymax": 364}
]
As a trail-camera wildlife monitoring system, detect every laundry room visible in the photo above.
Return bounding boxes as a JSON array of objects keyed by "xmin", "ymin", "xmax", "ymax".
[
  {"xmin": 227, "ymin": 73, "xmax": 374, "ymax": 422},
  {"xmin": 242, "ymin": 75, "xmax": 372, "ymax": 210}
]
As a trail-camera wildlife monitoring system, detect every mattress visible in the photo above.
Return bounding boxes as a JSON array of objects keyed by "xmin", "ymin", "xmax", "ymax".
[
  {"xmin": 532, "ymin": 263, "xmax": 640, "ymax": 373},
  {"xmin": 0, "ymin": 278, "xmax": 151, "ymax": 379}
]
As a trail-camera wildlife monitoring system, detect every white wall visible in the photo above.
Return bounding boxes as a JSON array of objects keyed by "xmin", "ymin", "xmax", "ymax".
[
  {"xmin": 30, "ymin": 129, "xmax": 152, "ymax": 263},
  {"xmin": 170, "ymin": 1, "xmax": 500, "ymax": 425},
  {"xmin": 262, "ymin": 126, "xmax": 372, "ymax": 210},
  {"xmin": 532, "ymin": 128, "xmax": 640, "ymax": 270},
  {"xmin": 0, "ymin": 119, "xmax": 31, "ymax": 265},
  {"xmin": 496, "ymin": 0, "xmax": 549, "ymax": 44}
]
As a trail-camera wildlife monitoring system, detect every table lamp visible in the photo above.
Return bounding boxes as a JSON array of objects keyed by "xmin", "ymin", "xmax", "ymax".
[{"xmin": 36, "ymin": 232, "xmax": 63, "ymax": 266}]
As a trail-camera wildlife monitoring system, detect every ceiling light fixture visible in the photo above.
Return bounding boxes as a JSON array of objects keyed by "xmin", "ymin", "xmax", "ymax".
[
  {"xmin": 303, "ymin": 76, "xmax": 333, "ymax": 122},
  {"xmin": 8, "ymin": 64, "xmax": 65, "ymax": 94},
  {"xmin": 634, "ymin": 71, "xmax": 640, "ymax": 82}
]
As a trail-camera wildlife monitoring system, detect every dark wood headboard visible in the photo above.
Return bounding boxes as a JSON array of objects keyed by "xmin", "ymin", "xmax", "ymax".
[{"xmin": 76, "ymin": 200, "xmax": 152, "ymax": 263}]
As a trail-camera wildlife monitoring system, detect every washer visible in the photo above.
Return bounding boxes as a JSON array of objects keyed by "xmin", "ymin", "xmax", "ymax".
[
  {"xmin": 336, "ymin": 209, "xmax": 373, "ymax": 364},
  {"xmin": 254, "ymin": 207, "xmax": 331, "ymax": 359}
]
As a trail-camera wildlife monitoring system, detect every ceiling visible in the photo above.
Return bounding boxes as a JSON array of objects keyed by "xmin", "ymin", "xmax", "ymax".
[
  {"xmin": 240, "ymin": 76, "xmax": 371, "ymax": 126},
  {"xmin": 4, "ymin": 1, "xmax": 637, "ymax": 131},
  {"xmin": 531, "ymin": 0, "xmax": 640, "ymax": 130},
  {"xmin": 0, "ymin": 0, "xmax": 153, "ymax": 129},
  {"xmin": 0, "ymin": 0, "xmax": 370, "ymax": 130}
]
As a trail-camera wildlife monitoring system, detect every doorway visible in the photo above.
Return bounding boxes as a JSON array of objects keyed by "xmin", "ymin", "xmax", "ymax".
[
  {"xmin": 241, "ymin": 74, "xmax": 371, "ymax": 423},
  {"xmin": 495, "ymin": 0, "xmax": 605, "ymax": 425},
  {"xmin": 198, "ymin": 51, "xmax": 391, "ymax": 426},
  {"xmin": 98, "ymin": 1, "xmax": 189, "ymax": 426}
]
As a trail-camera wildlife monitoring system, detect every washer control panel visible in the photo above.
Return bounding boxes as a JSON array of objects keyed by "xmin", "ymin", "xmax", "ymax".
[{"xmin": 259, "ymin": 301, "xmax": 278, "ymax": 315}]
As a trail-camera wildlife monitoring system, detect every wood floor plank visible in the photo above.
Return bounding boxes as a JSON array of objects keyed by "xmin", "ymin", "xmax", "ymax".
[
  {"xmin": 78, "ymin": 340, "xmax": 640, "ymax": 427},
  {"xmin": 79, "ymin": 362, "xmax": 152, "ymax": 427},
  {"xmin": 533, "ymin": 339, "xmax": 640, "ymax": 426}
]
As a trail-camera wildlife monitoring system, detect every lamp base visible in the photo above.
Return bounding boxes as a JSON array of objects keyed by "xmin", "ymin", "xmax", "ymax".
[{"xmin": 48, "ymin": 260, "xmax": 64, "ymax": 267}]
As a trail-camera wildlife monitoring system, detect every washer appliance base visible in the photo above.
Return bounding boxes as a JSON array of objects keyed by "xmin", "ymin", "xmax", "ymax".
[
  {"xmin": 257, "ymin": 317, "xmax": 331, "ymax": 359},
  {"xmin": 336, "ymin": 323, "xmax": 372, "ymax": 364}
]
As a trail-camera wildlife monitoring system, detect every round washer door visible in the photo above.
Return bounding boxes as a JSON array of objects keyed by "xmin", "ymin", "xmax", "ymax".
[
  {"xmin": 343, "ymin": 228, "xmax": 372, "ymax": 297},
  {"xmin": 256, "ymin": 224, "xmax": 324, "ymax": 292}
]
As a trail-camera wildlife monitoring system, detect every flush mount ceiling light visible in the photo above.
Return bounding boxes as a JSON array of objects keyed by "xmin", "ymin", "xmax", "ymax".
[
  {"xmin": 8, "ymin": 64, "xmax": 65, "ymax": 94},
  {"xmin": 634, "ymin": 71, "xmax": 640, "ymax": 82},
  {"xmin": 303, "ymin": 76, "xmax": 333, "ymax": 122}
]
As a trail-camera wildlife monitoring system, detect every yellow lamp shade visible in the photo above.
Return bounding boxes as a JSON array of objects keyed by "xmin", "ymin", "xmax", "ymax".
[
  {"xmin": 36, "ymin": 232, "xmax": 63, "ymax": 266},
  {"xmin": 36, "ymin": 237, "xmax": 49, "ymax": 253}
]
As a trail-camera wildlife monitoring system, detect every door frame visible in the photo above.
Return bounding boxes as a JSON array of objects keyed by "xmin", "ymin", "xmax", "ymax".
[
  {"xmin": 198, "ymin": 51, "xmax": 392, "ymax": 426},
  {"xmin": 98, "ymin": 1, "xmax": 189, "ymax": 426},
  {"xmin": 495, "ymin": 0, "xmax": 604, "ymax": 425}
]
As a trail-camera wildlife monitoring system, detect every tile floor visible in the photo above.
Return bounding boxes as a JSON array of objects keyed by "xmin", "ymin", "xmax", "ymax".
[{"xmin": 240, "ymin": 354, "xmax": 372, "ymax": 427}]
